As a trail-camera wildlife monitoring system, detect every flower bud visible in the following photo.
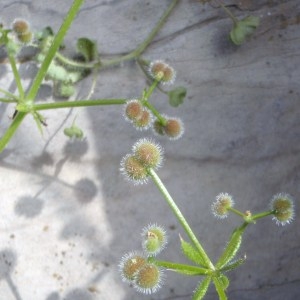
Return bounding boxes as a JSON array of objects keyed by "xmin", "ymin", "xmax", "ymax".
[
  {"xmin": 120, "ymin": 154, "xmax": 149, "ymax": 184},
  {"xmin": 119, "ymin": 252, "xmax": 147, "ymax": 283},
  {"xmin": 211, "ymin": 193, "xmax": 234, "ymax": 219},
  {"xmin": 270, "ymin": 193, "xmax": 294, "ymax": 225},
  {"xmin": 132, "ymin": 138, "xmax": 163, "ymax": 169},
  {"xmin": 134, "ymin": 263, "xmax": 163, "ymax": 294},
  {"xmin": 149, "ymin": 60, "xmax": 176, "ymax": 85},
  {"xmin": 141, "ymin": 224, "xmax": 167, "ymax": 256}
]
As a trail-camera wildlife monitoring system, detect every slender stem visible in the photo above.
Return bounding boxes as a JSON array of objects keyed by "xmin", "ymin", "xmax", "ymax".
[
  {"xmin": 7, "ymin": 54, "xmax": 25, "ymax": 100},
  {"xmin": 101, "ymin": 0, "xmax": 179, "ymax": 68},
  {"xmin": 142, "ymin": 81, "xmax": 167, "ymax": 124},
  {"xmin": 0, "ymin": 112, "xmax": 27, "ymax": 152},
  {"xmin": 228, "ymin": 207, "xmax": 246, "ymax": 218},
  {"xmin": 55, "ymin": 51, "xmax": 97, "ymax": 70},
  {"xmin": 31, "ymin": 99, "xmax": 126, "ymax": 111},
  {"xmin": 143, "ymin": 101, "xmax": 166, "ymax": 125},
  {"xmin": 251, "ymin": 210, "xmax": 274, "ymax": 221},
  {"xmin": 26, "ymin": 0, "xmax": 85, "ymax": 102},
  {"xmin": 216, "ymin": 0, "xmax": 239, "ymax": 24},
  {"xmin": 148, "ymin": 168, "xmax": 214, "ymax": 270},
  {"xmin": 143, "ymin": 81, "xmax": 159, "ymax": 100}
]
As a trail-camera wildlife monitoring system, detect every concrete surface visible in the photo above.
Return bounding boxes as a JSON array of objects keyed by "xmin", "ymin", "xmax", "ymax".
[{"xmin": 0, "ymin": 0, "xmax": 299, "ymax": 299}]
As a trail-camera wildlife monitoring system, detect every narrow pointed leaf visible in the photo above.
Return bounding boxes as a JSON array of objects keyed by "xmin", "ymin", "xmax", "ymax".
[
  {"xmin": 192, "ymin": 276, "xmax": 211, "ymax": 300},
  {"xmin": 213, "ymin": 276, "xmax": 228, "ymax": 300},
  {"xmin": 172, "ymin": 267, "xmax": 209, "ymax": 276},
  {"xmin": 216, "ymin": 227, "xmax": 245, "ymax": 269},
  {"xmin": 155, "ymin": 260, "xmax": 210, "ymax": 276},
  {"xmin": 181, "ymin": 238, "xmax": 206, "ymax": 267},
  {"xmin": 32, "ymin": 112, "xmax": 44, "ymax": 136},
  {"xmin": 220, "ymin": 256, "xmax": 246, "ymax": 273}
]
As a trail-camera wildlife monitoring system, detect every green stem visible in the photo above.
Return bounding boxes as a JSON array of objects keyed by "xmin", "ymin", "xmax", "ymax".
[
  {"xmin": 26, "ymin": 0, "xmax": 84, "ymax": 102},
  {"xmin": 101, "ymin": 0, "xmax": 179, "ymax": 68},
  {"xmin": 143, "ymin": 101, "xmax": 166, "ymax": 125},
  {"xmin": 143, "ymin": 80, "xmax": 159, "ymax": 100},
  {"xmin": 0, "ymin": 112, "xmax": 27, "ymax": 152},
  {"xmin": 154, "ymin": 259, "xmax": 210, "ymax": 275},
  {"xmin": 141, "ymin": 81, "xmax": 167, "ymax": 124},
  {"xmin": 148, "ymin": 168, "xmax": 214, "ymax": 270},
  {"xmin": 55, "ymin": 51, "xmax": 98, "ymax": 70},
  {"xmin": 228, "ymin": 207, "xmax": 246, "ymax": 218},
  {"xmin": 251, "ymin": 210, "xmax": 274, "ymax": 221},
  {"xmin": 31, "ymin": 99, "xmax": 126, "ymax": 111},
  {"xmin": 216, "ymin": 0, "xmax": 239, "ymax": 24},
  {"xmin": 7, "ymin": 53, "xmax": 25, "ymax": 100}
]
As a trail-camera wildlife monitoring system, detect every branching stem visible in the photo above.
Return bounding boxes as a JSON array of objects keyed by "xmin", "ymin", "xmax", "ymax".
[{"xmin": 148, "ymin": 168, "xmax": 215, "ymax": 270}]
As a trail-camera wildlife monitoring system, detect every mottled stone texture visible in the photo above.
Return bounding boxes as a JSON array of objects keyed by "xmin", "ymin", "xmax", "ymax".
[{"xmin": 0, "ymin": 1, "xmax": 299, "ymax": 300}]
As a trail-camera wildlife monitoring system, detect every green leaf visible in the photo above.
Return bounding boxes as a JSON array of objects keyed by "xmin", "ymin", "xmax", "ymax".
[
  {"xmin": 64, "ymin": 125, "xmax": 83, "ymax": 139},
  {"xmin": 192, "ymin": 276, "xmax": 211, "ymax": 300},
  {"xmin": 173, "ymin": 268, "xmax": 208, "ymax": 276},
  {"xmin": 76, "ymin": 37, "xmax": 99, "ymax": 62},
  {"xmin": 230, "ymin": 16, "xmax": 260, "ymax": 45},
  {"xmin": 217, "ymin": 273, "xmax": 229, "ymax": 290},
  {"xmin": 36, "ymin": 26, "xmax": 54, "ymax": 41},
  {"xmin": 168, "ymin": 86, "xmax": 186, "ymax": 107},
  {"xmin": 32, "ymin": 111, "xmax": 47, "ymax": 136},
  {"xmin": 181, "ymin": 238, "xmax": 207, "ymax": 267},
  {"xmin": 54, "ymin": 82, "xmax": 76, "ymax": 98},
  {"xmin": 216, "ymin": 227, "xmax": 245, "ymax": 269},
  {"xmin": 212, "ymin": 276, "xmax": 228, "ymax": 300},
  {"xmin": 0, "ymin": 28, "xmax": 11, "ymax": 45},
  {"xmin": 220, "ymin": 256, "xmax": 246, "ymax": 273}
]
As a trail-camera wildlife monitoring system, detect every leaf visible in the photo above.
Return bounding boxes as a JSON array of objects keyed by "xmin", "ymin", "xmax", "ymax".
[
  {"xmin": 64, "ymin": 124, "xmax": 83, "ymax": 139},
  {"xmin": 216, "ymin": 227, "xmax": 245, "ymax": 269},
  {"xmin": 181, "ymin": 238, "xmax": 207, "ymax": 267},
  {"xmin": 54, "ymin": 82, "xmax": 76, "ymax": 98},
  {"xmin": 76, "ymin": 37, "xmax": 99, "ymax": 62},
  {"xmin": 32, "ymin": 111, "xmax": 47, "ymax": 136},
  {"xmin": 0, "ymin": 28, "xmax": 10, "ymax": 45},
  {"xmin": 173, "ymin": 268, "xmax": 208, "ymax": 276},
  {"xmin": 168, "ymin": 86, "xmax": 186, "ymax": 107},
  {"xmin": 230, "ymin": 16, "xmax": 260, "ymax": 45},
  {"xmin": 217, "ymin": 273, "xmax": 229, "ymax": 290},
  {"xmin": 192, "ymin": 276, "xmax": 211, "ymax": 300},
  {"xmin": 220, "ymin": 255, "xmax": 246, "ymax": 273},
  {"xmin": 36, "ymin": 26, "xmax": 54, "ymax": 41},
  {"xmin": 212, "ymin": 276, "xmax": 228, "ymax": 300}
]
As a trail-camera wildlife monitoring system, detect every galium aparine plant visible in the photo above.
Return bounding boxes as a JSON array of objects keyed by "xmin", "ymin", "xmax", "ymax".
[
  {"xmin": 0, "ymin": 1, "xmax": 294, "ymax": 299},
  {"xmin": 119, "ymin": 139, "xmax": 295, "ymax": 299}
]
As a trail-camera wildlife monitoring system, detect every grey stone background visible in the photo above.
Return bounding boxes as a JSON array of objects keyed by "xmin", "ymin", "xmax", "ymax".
[{"xmin": 0, "ymin": 0, "xmax": 299, "ymax": 299}]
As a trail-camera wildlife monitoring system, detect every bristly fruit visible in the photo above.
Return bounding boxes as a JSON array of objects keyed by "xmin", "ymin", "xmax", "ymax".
[{"xmin": 149, "ymin": 60, "xmax": 176, "ymax": 85}]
